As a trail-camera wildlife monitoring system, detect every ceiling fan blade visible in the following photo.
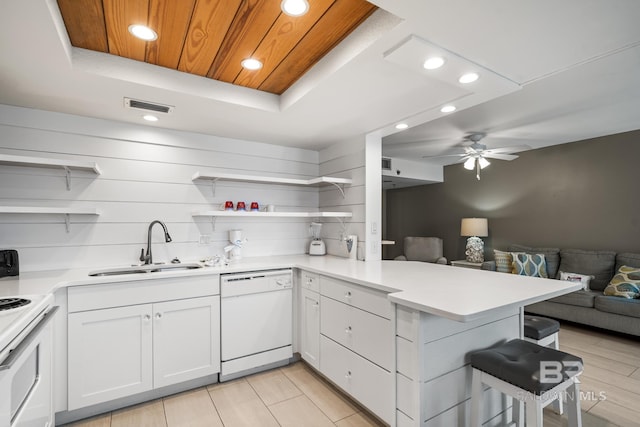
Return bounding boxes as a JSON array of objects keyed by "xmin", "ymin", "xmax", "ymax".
[
  {"xmin": 483, "ymin": 153, "xmax": 519, "ymax": 161},
  {"xmin": 421, "ymin": 153, "xmax": 467, "ymax": 159},
  {"xmin": 483, "ymin": 145, "xmax": 530, "ymax": 155}
]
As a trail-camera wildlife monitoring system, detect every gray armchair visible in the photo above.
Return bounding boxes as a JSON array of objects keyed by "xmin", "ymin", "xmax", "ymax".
[{"xmin": 394, "ymin": 237, "xmax": 447, "ymax": 264}]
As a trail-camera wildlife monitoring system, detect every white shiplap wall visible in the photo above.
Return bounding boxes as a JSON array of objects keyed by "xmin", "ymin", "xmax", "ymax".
[
  {"xmin": 319, "ymin": 138, "xmax": 365, "ymax": 259},
  {"xmin": 0, "ymin": 105, "xmax": 324, "ymax": 272}
]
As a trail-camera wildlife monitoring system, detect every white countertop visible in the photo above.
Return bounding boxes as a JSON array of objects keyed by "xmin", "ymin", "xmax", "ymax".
[{"xmin": 0, "ymin": 255, "xmax": 581, "ymax": 322}]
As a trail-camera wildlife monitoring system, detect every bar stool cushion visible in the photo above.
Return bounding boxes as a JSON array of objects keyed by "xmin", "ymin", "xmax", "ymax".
[
  {"xmin": 524, "ymin": 315, "xmax": 560, "ymax": 340},
  {"xmin": 470, "ymin": 339, "xmax": 582, "ymax": 395}
]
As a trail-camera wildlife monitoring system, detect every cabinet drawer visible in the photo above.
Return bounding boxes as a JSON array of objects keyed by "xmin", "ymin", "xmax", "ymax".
[
  {"xmin": 68, "ymin": 275, "xmax": 219, "ymax": 312},
  {"xmin": 319, "ymin": 275, "xmax": 391, "ymax": 319},
  {"xmin": 300, "ymin": 270, "xmax": 320, "ymax": 293},
  {"xmin": 320, "ymin": 335, "xmax": 391, "ymax": 424},
  {"xmin": 320, "ymin": 296, "xmax": 391, "ymax": 370}
]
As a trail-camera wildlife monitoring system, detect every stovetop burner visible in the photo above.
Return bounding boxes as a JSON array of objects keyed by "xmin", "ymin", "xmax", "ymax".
[{"xmin": 0, "ymin": 298, "xmax": 31, "ymax": 312}]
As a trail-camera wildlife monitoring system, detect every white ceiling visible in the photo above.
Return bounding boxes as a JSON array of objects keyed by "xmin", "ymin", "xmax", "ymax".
[{"xmin": 1, "ymin": 0, "xmax": 639, "ymax": 159}]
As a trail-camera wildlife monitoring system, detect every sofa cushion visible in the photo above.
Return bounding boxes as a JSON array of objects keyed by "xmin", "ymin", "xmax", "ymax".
[
  {"xmin": 508, "ymin": 244, "xmax": 560, "ymax": 278},
  {"xmin": 548, "ymin": 290, "xmax": 598, "ymax": 308},
  {"xmin": 603, "ymin": 266, "xmax": 640, "ymax": 299},
  {"xmin": 511, "ymin": 252, "xmax": 548, "ymax": 278},
  {"xmin": 595, "ymin": 295, "xmax": 640, "ymax": 319},
  {"xmin": 558, "ymin": 271, "xmax": 594, "ymax": 291},
  {"xmin": 616, "ymin": 252, "xmax": 640, "ymax": 271},
  {"xmin": 494, "ymin": 250, "xmax": 513, "ymax": 274},
  {"xmin": 558, "ymin": 249, "xmax": 616, "ymax": 291}
]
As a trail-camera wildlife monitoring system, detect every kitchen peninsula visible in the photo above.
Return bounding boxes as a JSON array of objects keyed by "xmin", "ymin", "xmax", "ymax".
[{"xmin": 0, "ymin": 255, "xmax": 580, "ymax": 426}]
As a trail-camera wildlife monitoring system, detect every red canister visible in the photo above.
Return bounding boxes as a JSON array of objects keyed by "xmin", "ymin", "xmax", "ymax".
[
  {"xmin": 224, "ymin": 201, "xmax": 234, "ymax": 210},
  {"xmin": 236, "ymin": 201, "xmax": 246, "ymax": 211},
  {"xmin": 250, "ymin": 202, "xmax": 259, "ymax": 211}
]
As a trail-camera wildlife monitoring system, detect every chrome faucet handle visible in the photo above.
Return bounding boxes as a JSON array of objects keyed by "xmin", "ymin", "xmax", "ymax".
[{"xmin": 139, "ymin": 248, "xmax": 146, "ymax": 262}]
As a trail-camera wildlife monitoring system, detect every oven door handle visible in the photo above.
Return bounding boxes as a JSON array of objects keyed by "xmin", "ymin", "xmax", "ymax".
[{"xmin": 0, "ymin": 306, "xmax": 58, "ymax": 371}]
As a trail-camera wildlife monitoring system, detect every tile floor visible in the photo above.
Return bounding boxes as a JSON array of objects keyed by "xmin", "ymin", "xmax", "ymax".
[
  {"xmin": 63, "ymin": 321, "xmax": 640, "ymax": 427},
  {"xmin": 63, "ymin": 361, "xmax": 384, "ymax": 427}
]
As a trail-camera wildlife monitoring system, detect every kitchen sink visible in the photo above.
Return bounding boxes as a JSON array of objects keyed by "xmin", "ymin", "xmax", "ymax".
[{"xmin": 89, "ymin": 263, "xmax": 203, "ymax": 277}]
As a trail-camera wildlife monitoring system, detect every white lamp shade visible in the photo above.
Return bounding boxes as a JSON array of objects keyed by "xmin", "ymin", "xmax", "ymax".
[
  {"xmin": 460, "ymin": 218, "xmax": 488, "ymax": 237},
  {"xmin": 463, "ymin": 157, "xmax": 475, "ymax": 170},
  {"xmin": 478, "ymin": 157, "xmax": 490, "ymax": 169}
]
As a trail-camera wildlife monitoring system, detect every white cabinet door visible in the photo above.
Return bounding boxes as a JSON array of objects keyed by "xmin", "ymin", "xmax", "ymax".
[
  {"xmin": 300, "ymin": 288, "xmax": 320, "ymax": 369},
  {"xmin": 153, "ymin": 296, "xmax": 220, "ymax": 388},
  {"xmin": 68, "ymin": 304, "xmax": 153, "ymax": 410}
]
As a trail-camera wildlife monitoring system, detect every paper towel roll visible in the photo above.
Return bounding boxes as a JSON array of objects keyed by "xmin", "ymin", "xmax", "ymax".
[{"xmin": 347, "ymin": 235, "xmax": 358, "ymax": 260}]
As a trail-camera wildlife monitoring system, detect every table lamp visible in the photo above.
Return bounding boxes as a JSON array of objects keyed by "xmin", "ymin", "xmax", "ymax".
[{"xmin": 461, "ymin": 218, "xmax": 488, "ymax": 263}]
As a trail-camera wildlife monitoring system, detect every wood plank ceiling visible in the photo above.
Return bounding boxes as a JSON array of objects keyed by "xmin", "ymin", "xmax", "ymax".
[{"xmin": 57, "ymin": 0, "xmax": 377, "ymax": 95}]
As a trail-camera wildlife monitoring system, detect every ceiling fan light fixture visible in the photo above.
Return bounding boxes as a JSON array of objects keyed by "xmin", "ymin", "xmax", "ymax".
[
  {"xmin": 459, "ymin": 72, "xmax": 479, "ymax": 84},
  {"xmin": 423, "ymin": 56, "xmax": 445, "ymax": 70},
  {"xmin": 241, "ymin": 58, "xmax": 263, "ymax": 70},
  {"xmin": 281, "ymin": 0, "xmax": 309, "ymax": 16},
  {"xmin": 463, "ymin": 157, "xmax": 475, "ymax": 170},
  {"xmin": 128, "ymin": 24, "xmax": 157, "ymax": 41},
  {"xmin": 440, "ymin": 105, "xmax": 456, "ymax": 113},
  {"xmin": 478, "ymin": 157, "xmax": 490, "ymax": 169}
]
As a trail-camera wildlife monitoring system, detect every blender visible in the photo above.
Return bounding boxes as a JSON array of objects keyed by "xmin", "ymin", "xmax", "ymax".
[{"xmin": 308, "ymin": 222, "xmax": 326, "ymax": 255}]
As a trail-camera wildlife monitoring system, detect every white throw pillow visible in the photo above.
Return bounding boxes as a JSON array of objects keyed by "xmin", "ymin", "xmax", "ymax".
[{"xmin": 559, "ymin": 271, "xmax": 594, "ymax": 291}]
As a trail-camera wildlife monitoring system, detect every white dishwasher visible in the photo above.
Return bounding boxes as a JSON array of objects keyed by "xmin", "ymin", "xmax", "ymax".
[{"xmin": 220, "ymin": 269, "xmax": 293, "ymax": 380}]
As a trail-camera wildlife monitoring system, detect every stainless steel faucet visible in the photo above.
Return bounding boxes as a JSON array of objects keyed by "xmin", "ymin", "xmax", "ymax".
[{"xmin": 140, "ymin": 220, "xmax": 172, "ymax": 265}]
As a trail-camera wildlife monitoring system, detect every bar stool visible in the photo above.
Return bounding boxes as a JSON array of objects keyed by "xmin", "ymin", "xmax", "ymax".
[
  {"xmin": 524, "ymin": 315, "xmax": 560, "ymax": 348},
  {"xmin": 524, "ymin": 314, "xmax": 563, "ymax": 414},
  {"xmin": 470, "ymin": 339, "xmax": 583, "ymax": 427}
]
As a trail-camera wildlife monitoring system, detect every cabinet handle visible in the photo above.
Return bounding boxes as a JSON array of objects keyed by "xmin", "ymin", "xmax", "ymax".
[
  {"xmin": 144, "ymin": 314, "xmax": 151, "ymax": 321},
  {"xmin": 345, "ymin": 370, "xmax": 352, "ymax": 379},
  {"xmin": 344, "ymin": 291, "xmax": 352, "ymax": 299},
  {"xmin": 345, "ymin": 326, "xmax": 352, "ymax": 334},
  {"xmin": 313, "ymin": 302, "xmax": 319, "ymax": 308},
  {"xmin": 155, "ymin": 313, "xmax": 162, "ymax": 319}
]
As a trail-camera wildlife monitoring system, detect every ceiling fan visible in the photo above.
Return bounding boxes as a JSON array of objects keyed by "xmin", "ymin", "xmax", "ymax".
[{"xmin": 423, "ymin": 132, "xmax": 530, "ymax": 180}]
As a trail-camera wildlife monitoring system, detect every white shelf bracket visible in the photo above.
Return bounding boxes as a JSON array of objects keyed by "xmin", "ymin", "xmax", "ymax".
[
  {"xmin": 329, "ymin": 182, "xmax": 346, "ymax": 198},
  {"xmin": 65, "ymin": 214, "xmax": 71, "ymax": 233},
  {"xmin": 211, "ymin": 178, "xmax": 220, "ymax": 197},
  {"xmin": 64, "ymin": 167, "xmax": 72, "ymax": 191}
]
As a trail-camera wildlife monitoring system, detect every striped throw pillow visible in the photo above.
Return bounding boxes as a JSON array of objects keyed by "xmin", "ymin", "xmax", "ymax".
[{"xmin": 494, "ymin": 250, "xmax": 513, "ymax": 273}]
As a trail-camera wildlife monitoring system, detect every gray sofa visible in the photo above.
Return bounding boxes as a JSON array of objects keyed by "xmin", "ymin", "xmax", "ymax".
[{"xmin": 481, "ymin": 245, "xmax": 640, "ymax": 337}]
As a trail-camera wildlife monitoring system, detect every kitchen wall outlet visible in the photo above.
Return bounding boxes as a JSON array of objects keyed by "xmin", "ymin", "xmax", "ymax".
[
  {"xmin": 371, "ymin": 241, "xmax": 378, "ymax": 254},
  {"xmin": 199, "ymin": 234, "xmax": 211, "ymax": 245},
  {"xmin": 371, "ymin": 222, "xmax": 377, "ymax": 234}
]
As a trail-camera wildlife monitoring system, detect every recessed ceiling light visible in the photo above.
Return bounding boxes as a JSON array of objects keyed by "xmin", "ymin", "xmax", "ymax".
[
  {"xmin": 423, "ymin": 57, "xmax": 445, "ymax": 70},
  {"xmin": 281, "ymin": 0, "xmax": 309, "ymax": 16},
  {"xmin": 395, "ymin": 123, "xmax": 409, "ymax": 130},
  {"xmin": 128, "ymin": 24, "xmax": 157, "ymax": 41},
  {"xmin": 440, "ymin": 105, "xmax": 456, "ymax": 113},
  {"xmin": 459, "ymin": 72, "xmax": 479, "ymax": 84},
  {"xmin": 143, "ymin": 114, "xmax": 158, "ymax": 122},
  {"xmin": 241, "ymin": 58, "xmax": 263, "ymax": 70}
]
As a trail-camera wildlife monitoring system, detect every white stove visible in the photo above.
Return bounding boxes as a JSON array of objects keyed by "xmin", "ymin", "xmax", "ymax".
[
  {"xmin": 0, "ymin": 293, "xmax": 55, "ymax": 426},
  {"xmin": 0, "ymin": 294, "xmax": 52, "ymax": 361}
]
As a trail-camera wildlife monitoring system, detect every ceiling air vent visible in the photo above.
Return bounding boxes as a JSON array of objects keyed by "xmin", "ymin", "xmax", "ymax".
[
  {"xmin": 124, "ymin": 98, "xmax": 174, "ymax": 114},
  {"xmin": 382, "ymin": 157, "xmax": 392, "ymax": 171}
]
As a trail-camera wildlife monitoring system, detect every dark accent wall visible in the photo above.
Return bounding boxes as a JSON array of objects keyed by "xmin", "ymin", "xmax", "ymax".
[{"xmin": 384, "ymin": 129, "xmax": 640, "ymax": 262}]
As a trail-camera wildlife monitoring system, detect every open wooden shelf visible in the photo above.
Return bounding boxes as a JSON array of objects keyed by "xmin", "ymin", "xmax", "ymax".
[
  {"xmin": 0, "ymin": 206, "xmax": 99, "ymax": 232},
  {"xmin": 0, "ymin": 153, "xmax": 101, "ymax": 190}
]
